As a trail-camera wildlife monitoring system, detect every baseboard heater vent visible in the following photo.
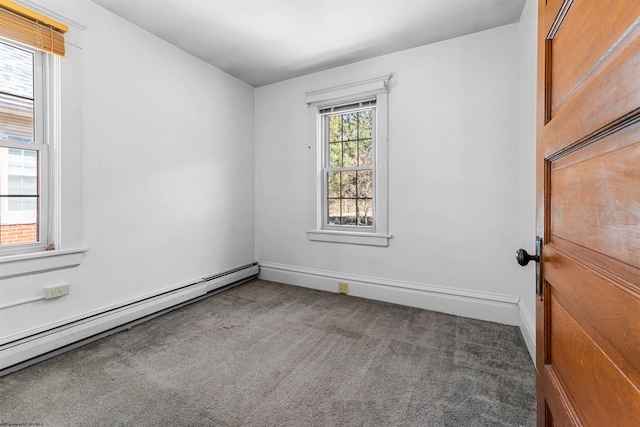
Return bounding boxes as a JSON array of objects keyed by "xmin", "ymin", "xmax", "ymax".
[
  {"xmin": 0, "ymin": 262, "xmax": 259, "ymax": 376},
  {"xmin": 202, "ymin": 262, "xmax": 258, "ymax": 282}
]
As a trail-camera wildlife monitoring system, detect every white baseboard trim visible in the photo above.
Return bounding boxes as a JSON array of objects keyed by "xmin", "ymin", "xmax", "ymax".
[
  {"xmin": 0, "ymin": 263, "xmax": 259, "ymax": 373},
  {"xmin": 518, "ymin": 300, "xmax": 536, "ymax": 365},
  {"xmin": 258, "ymin": 261, "xmax": 521, "ymax": 326}
]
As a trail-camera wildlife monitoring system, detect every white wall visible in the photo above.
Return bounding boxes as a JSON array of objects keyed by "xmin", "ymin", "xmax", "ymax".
[
  {"xmin": 1, "ymin": 1, "xmax": 539, "ymax": 366},
  {"xmin": 256, "ymin": 24, "xmax": 523, "ymax": 321},
  {"xmin": 0, "ymin": 0, "xmax": 255, "ymax": 342},
  {"xmin": 517, "ymin": 0, "xmax": 538, "ymax": 360}
]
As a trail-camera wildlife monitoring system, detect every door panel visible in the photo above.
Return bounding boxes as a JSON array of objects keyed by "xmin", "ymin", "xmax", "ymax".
[
  {"xmin": 545, "ymin": 249, "xmax": 640, "ymax": 379},
  {"xmin": 550, "ymin": 129, "xmax": 640, "ymax": 271},
  {"xmin": 542, "ymin": 5, "xmax": 640, "ymax": 153},
  {"xmin": 536, "ymin": 0, "xmax": 640, "ymax": 425},
  {"xmin": 541, "ymin": 360, "xmax": 581, "ymax": 426},
  {"xmin": 550, "ymin": 0, "xmax": 640, "ymax": 117},
  {"xmin": 549, "ymin": 293, "xmax": 640, "ymax": 425}
]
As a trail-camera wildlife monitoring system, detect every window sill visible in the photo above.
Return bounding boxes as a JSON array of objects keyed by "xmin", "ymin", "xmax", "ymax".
[
  {"xmin": 0, "ymin": 247, "xmax": 89, "ymax": 279},
  {"xmin": 307, "ymin": 230, "xmax": 391, "ymax": 247}
]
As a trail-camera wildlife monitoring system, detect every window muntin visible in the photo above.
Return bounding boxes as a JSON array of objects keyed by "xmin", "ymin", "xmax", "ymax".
[
  {"xmin": 322, "ymin": 102, "xmax": 376, "ymax": 229},
  {"xmin": 0, "ymin": 40, "xmax": 48, "ymax": 252}
]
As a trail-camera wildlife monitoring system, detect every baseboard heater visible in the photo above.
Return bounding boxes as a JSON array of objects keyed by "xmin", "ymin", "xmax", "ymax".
[{"xmin": 0, "ymin": 262, "xmax": 259, "ymax": 376}]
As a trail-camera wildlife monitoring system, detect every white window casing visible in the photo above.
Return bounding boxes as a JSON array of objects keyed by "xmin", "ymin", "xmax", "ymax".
[
  {"xmin": 0, "ymin": 40, "xmax": 59, "ymax": 257},
  {"xmin": 306, "ymin": 74, "xmax": 391, "ymax": 247},
  {"xmin": 0, "ymin": 5, "xmax": 87, "ymax": 277}
]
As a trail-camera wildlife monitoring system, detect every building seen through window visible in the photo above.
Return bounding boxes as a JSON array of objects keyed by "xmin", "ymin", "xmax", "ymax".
[{"xmin": 0, "ymin": 41, "xmax": 39, "ymax": 246}]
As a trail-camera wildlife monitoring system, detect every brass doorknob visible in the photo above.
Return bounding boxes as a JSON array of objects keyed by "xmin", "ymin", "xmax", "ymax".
[{"xmin": 516, "ymin": 248, "xmax": 539, "ymax": 266}]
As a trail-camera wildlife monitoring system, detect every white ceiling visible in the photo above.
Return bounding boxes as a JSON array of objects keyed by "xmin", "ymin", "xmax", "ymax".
[{"xmin": 91, "ymin": 0, "xmax": 526, "ymax": 87}]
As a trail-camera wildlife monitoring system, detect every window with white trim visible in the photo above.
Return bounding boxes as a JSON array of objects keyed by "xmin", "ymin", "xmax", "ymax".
[
  {"xmin": 306, "ymin": 75, "xmax": 391, "ymax": 247},
  {"xmin": 0, "ymin": 39, "xmax": 56, "ymax": 255},
  {"xmin": 322, "ymin": 100, "xmax": 375, "ymax": 229}
]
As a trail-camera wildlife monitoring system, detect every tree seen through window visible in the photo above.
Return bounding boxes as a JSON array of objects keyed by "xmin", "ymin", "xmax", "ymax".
[{"xmin": 325, "ymin": 107, "xmax": 374, "ymax": 227}]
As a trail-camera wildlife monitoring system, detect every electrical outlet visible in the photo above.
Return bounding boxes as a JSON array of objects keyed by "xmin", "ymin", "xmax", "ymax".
[
  {"xmin": 338, "ymin": 282, "xmax": 349, "ymax": 295},
  {"xmin": 45, "ymin": 284, "xmax": 69, "ymax": 299}
]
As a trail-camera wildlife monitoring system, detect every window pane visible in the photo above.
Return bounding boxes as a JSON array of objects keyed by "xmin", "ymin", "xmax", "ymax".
[
  {"xmin": 0, "ymin": 42, "xmax": 34, "ymax": 143},
  {"xmin": 327, "ymin": 171, "xmax": 341, "ymax": 198},
  {"xmin": 356, "ymin": 170, "xmax": 372, "ymax": 198},
  {"xmin": 328, "ymin": 199, "xmax": 341, "ymax": 225},
  {"xmin": 0, "ymin": 218, "xmax": 38, "ymax": 245},
  {"xmin": 358, "ymin": 110, "xmax": 372, "ymax": 139},
  {"xmin": 357, "ymin": 199, "xmax": 373, "ymax": 226},
  {"xmin": 329, "ymin": 115, "xmax": 342, "ymax": 142},
  {"xmin": 0, "ymin": 42, "xmax": 33, "ymax": 98},
  {"xmin": 341, "ymin": 171, "xmax": 357, "ymax": 198},
  {"xmin": 359, "ymin": 139, "xmax": 372, "ymax": 166},
  {"xmin": 9, "ymin": 175, "xmax": 37, "ymax": 195},
  {"xmin": 23, "ymin": 149, "xmax": 37, "ymax": 171},
  {"xmin": 341, "ymin": 199, "xmax": 356, "ymax": 225},
  {"xmin": 329, "ymin": 142, "xmax": 342, "ymax": 168},
  {"xmin": 344, "ymin": 113, "xmax": 358, "ymax": 141},
  {"xmin": 0, "ymin": 93, "xmax": 34, "ymax": 143},
  {"xmin": 343, "ymin": 141, "xmax": 357, "ymax": 167},
  {"xmin": 8, "ymin": 147, "xmax": 37, "ymax": 173},
  {"xmin": 7, "ymin": 195, "xmax": 37, "ymax": 211},
  {"xmin": 1, "ymin": 146, "xmax": 40, "ymax": 246}
]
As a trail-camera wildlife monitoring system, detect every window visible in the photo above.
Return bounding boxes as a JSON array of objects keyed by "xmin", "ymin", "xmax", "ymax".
[
  {"xmin": 0, "ymin": 3, "xmax": 87, "ymax": 276},
  {"xmin": 306, "ymin": 75, "xmax": 391, "ymax": 247},
  {"xmin": 0, "ymin": 2, "xmax": 67, "ymax": 256},
  {"xmin": 322, "ymin": 101, "xmax": 375, "ymax": 228},
  {"xmin": 0, "ymin": 39, "xmax": 54, "ymax": 254}
]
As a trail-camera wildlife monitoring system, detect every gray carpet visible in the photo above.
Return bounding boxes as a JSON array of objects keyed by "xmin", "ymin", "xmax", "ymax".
[{"xmin": 1, "ymin": 279, "xmax": 536, "ymax": 426}]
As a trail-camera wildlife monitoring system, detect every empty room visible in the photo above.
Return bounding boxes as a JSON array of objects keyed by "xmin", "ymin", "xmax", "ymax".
[{"xmin": 1, "ymin": 0, "xmax": 638, "ymax": 425}]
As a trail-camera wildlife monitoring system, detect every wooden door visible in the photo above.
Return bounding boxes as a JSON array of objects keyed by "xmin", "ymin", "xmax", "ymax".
[{"xmin": 536, "ymin": 0, "xmax": 640, "ymax": 425}]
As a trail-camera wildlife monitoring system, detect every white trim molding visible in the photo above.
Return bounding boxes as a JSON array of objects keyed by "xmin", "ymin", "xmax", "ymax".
[
  {"xmin": 305, "ymin": 74, "xmax": 391, "ymax": 106},
  {"xmin": 307, "ymin": 230, "xmax": 391, "ymax": 247},
  {"xmin": 518, "ymin": 299, "xmax": 536, "ymax": 365},
  {"xmin": 258, "ymin": 261, "xmax": 521, "ymax": 326},
  {"xmin": 0, "ymin": 247, "xmax": 88, "ymax": 280}
]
